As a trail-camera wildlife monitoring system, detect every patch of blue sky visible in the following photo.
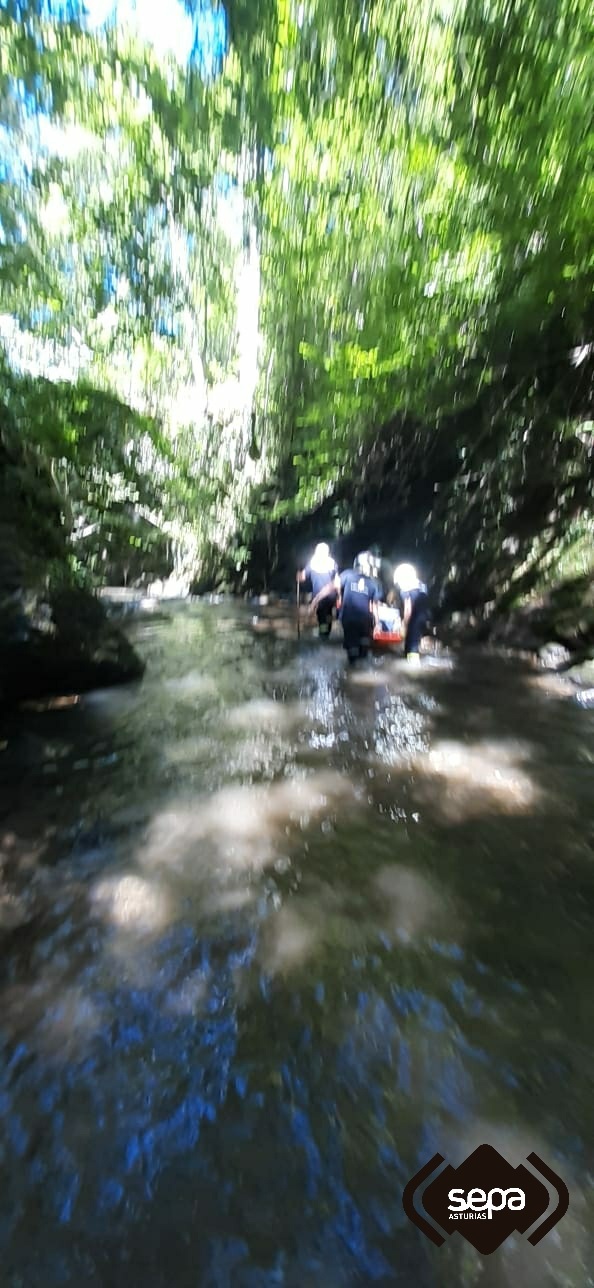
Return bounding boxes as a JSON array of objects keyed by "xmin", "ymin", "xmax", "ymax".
[
  {"xmin": 82, "ymin": 0, "xmax": 226, "ymax": 74},
  {"xmin": 103, "ymin": 263, "xmax": 118, "ymax": 295},
  {"xmin": 84, "ymin": 0, "xmax": 194, "ymax": 62},
  {"xmin": 2, "ymin": 75, "xmax": 47, "ymax": 118},
  {"xmin": 0, "ymin": 0, "xmax": 79, "ymax": 18},
  {"xmin": 214, "ymin": 172, "xmax": 234, "ymax": 197},
  {"xmin": 0, "ymin": 119, "xmax": 32, "ymax": 184},
  {"xmin": 27, "ymin": 305, "xmax": 56, "ymax": 326},
  {"xmin": 0, "ymin": 125, "xmax": 14, "ymax": 175},
  {"xmin": 0, "ymin": 0, "xmax": 227, "ymax": 70},
  {"xmin": 156, "ymin": 315, "xmax": 178, "ymax": 338},
  {"xmin": 189, "ymin": 4, "xmax": 227, "ymax": 76}
]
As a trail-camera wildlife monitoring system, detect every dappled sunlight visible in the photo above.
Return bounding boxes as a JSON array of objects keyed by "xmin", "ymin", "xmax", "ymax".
[
  {"xmin": 136, "ymin": 770, "xmax": 357, "ymax": 877},
  {"xmin": 372, "ymin": 862, "xmax": 460, "ymax": 945},
  {"xmin": 373, "ymin": 693, "xmax": 430, "ymax": 763},
  {"xmin": 2, "ymin": 0, "xmax": 593, "ymax": 1260},
  {"xmin": 91, "ymin": 872, "xmax": 173, "ymax": 935},
  {"xmin": 526, "ymin": 670, "xmax": 575, "ymax": 698},
  {"xmin": 163, "ymin": 670, "xmax": 219, "ymax": 699},
  {"xmin": 346, "ymin": 666, "xmax": 394, "ymax": 688},
  {"xmin": 413, "ymin": 737, "xmax": 542, "ymax": 823},
  {"xmin": 161, "ymin": 733, "xmax": 220, "ymax": 766},
  {"xmin": 225, "ymin": 697, "xmax": 305, "ymax": 733},
  {"xmin": 260, "ymin": 904, "xmax": 319, "ymax": 975},
  {"xmin": 259, "ymin": 879, "xmax": 376, "ymax": 977},
  {"xmin": 201, "ymin": 884, "xmax": 254, "ymax": 917},
  {"xmin": 303, "ymin": 667, "xmax": 347, "ymax": 750},
  {"xmin": 2, "ymin": 612, "xmax": 593, "ymax": 1284}
]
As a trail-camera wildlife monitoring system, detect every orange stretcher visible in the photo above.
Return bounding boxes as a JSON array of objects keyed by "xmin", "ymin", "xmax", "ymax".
[{"xmin": 372, "ymin": 624, "xmax": 403, "ymax": 646}]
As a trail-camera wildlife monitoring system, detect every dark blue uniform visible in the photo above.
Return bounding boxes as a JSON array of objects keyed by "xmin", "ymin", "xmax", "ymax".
[
  {"xmin": 339, "ymin": 570, "xmax": 378, "ymax": 660},
  {"xmin": 401, "ymin": 584, "xmax": 430, "ymax": 655},
  {"xmin": 304, "ymin": 560, "xmax": 338, "ymax": 635},
  {"xmin": 304, "ymin": 561, "xmax": 337, "ymax": 599}
]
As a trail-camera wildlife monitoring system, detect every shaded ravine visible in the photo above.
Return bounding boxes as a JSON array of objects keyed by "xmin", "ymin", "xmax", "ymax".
[{"xmin": 1, "ymin": 602, "xmax": 594, "ymax": 1287}]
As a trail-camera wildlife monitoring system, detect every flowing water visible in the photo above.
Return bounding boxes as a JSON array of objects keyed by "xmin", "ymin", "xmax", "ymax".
[{"xmin": 1, "ymin": 602, "xmax": 594, "ymax": 1287}]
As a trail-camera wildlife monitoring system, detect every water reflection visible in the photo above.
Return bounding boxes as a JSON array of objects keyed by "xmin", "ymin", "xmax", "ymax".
[{"xmin": 1, "ymin": 604, "xmax": 594, "ymax": 1284}]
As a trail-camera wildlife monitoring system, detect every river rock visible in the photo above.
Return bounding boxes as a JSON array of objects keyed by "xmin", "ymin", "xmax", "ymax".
[
  {"xmin": 538, "ymin": 642, "xmax": 572, "ymax": 670},
  {"xmin": 0, "ymin": 585, "xmax": 144, "ymax": 707}
]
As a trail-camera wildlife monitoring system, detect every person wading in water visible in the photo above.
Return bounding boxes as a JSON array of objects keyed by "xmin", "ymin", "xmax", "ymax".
[
  {"xmin": 297, "ymin": 542, "xmax": 339, "ymax": 638},
  {"xmin": 338, "ymin": 551, "xmax": 379, "ymax": 663},
  {"xmin": 393, "ymin": 563, "xmax": 430, "ymax": 664}
]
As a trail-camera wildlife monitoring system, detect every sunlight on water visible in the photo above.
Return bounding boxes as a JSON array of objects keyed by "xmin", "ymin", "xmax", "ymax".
[
  {"xmin": 373, "ymin": 695, "xmax": 430, "ymax": 763},
  {"xmin": 92, "ymin": 873, "xmax": 173, "ymax": 934},
  {"xmin": 163, "ymin": 671, "xmax": 220, "ymax": 698},
  {"xmin": 418, "ymin": 738, "xmax": 541, "ymax": 820},
  {"xmin": 260, "ymin": 903, "xmax": 318, "ymax": 975},
  {"xmin": 373, "ymin": 864, "xmax": 459, "ymax": 945},
  {"xmin": 1, "ymin": 609, "xmax": 594, "ymax": 1284},
  {"xmin": 135, "ymin": 771, "xmax": 357, "ymax": 876},
  {"xmin": 225, "ymin": 697, "xmax": 304, "ymax": 732}
]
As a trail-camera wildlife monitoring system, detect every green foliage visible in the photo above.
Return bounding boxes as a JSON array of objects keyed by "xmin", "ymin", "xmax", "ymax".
[
  {"xmin": 228, "ymin": 0, "xmax": 593, "ymax": 593},
  {"xmin": 0, "ymin": 0, "xmax": 592, "ymax": 592}
]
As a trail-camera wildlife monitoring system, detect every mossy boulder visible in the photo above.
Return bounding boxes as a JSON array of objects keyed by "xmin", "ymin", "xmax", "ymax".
[
  {"xmin": 0, "ymin": 580, "xmax": 144, "ymax": 706},
  {"xmin": 0, "ymin": 406, "xmax": 144, "ymax": 707}
]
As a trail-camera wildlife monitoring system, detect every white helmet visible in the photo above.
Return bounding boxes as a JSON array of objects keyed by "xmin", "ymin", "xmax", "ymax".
[
  {"xmin": 310, "ymin": 542, "xmax": 334, "ymax": 574},
  {"xmin": 354, "ymin": 551, "xmax": 373, "ymax": 577},
  {"xmin": 394, "ymin": 563, "xmax": 419, "ymax": 592}
]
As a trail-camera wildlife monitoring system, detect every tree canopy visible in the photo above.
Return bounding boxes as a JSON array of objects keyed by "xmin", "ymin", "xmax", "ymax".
[{"xmin": 1, "ymin": 0, "xmax": 592, "ymax": 598}]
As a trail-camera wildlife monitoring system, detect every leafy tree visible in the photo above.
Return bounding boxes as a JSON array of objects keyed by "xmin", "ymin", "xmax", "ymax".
[{"xmin": 1, "ymin": 0, "xmax": 592, "ymax": 598}]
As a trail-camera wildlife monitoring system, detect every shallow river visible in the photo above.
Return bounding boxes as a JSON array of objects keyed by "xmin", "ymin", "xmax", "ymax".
[{"xmin": 1, "ymin": 603, "xmax": 594, "ymax": 1287}]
